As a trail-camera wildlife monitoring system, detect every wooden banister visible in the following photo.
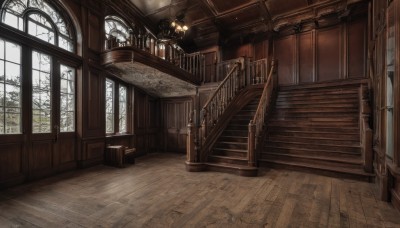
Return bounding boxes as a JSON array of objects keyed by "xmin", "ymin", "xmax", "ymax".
[
  {"xmin": 248, "ymin": 60, "xmax": 277, "ymax": 167},
  {"xmin": 200, "ymin": 61, "xmax": 243, "ymax": 145}
]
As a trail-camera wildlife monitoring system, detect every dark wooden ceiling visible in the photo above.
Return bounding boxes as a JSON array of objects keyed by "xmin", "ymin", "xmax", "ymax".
[{"xmin": 127, "ymin": 0, "xmax": 368, "ymax": 51}]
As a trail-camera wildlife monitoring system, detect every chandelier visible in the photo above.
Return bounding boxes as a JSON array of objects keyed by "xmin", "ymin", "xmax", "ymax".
[{"xmin": 157, "ymin": 16, "xmax": 189, "ymax": 43}]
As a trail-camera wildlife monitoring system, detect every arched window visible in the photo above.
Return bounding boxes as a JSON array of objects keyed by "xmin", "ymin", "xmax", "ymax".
[
  {"xmin": 1, "ymin": 0, "xmax": 74, "ymax": 52},
  {"xmin": 105, "ymin": 15, "xmax": 130, "ymax": 43}
]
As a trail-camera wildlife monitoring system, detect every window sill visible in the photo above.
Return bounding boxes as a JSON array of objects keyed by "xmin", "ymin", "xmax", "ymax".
[{"xmin": 106, "ymin": 133, "xmax": 134, "ymax": 138}]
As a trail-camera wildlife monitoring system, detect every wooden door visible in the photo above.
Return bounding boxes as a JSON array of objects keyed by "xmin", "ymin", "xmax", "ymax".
[{"xmin": 164, "ymin": 99, "xmax": 192, "ymax": 153}]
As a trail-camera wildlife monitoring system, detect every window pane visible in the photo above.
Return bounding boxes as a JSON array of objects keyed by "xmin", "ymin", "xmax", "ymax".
[
  {"xmin": 119, "ymin": 85, "xmax": 127, "ymax": 133},
  {"xmin": 60, "ymin": 65, "xmax": 75, "ymax": 132},
  {"xmin": 5, "ymin": 62, "xmax": 21, "ymax": 85},
  {"xmin": 0, "ymin": 62, "xmax": 4, "ymax": 82},
  {"xmin": 3, "ymin": 12, "xmax": 24, "ymax": 31},
  {"xmin": 5, "ymin": 42, "xmax": 21, "ymax": 64},
  {"xmin": 0, "ymin": 41, "xmax": 21, "ymax": 134},
  {"xmin": 32, "ymin": 51, "xmax": 51, "ymax": 133},
  {"xmin": 59, "ymin": 36, "xmax": 73, "ymax": 52},
  {"xmin": 28, "ymin": 20, "xmax": 55, "ymax": 45},
  {"xmin": 5, "ymin": 0, "xmax": 27, "ymax": 14},
  {"xmin": 0, "ymin": 40, "xmax": 4, "ymax": 60},
  {"xmin": 105, "ymin": 79, "xmax": 114, "ymax": 133}
]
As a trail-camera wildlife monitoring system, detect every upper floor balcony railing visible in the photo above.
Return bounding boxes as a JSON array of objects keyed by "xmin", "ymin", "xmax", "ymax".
[{"xmin": 104, "ymin": 34, "xmax": 204, "ymax": 85}]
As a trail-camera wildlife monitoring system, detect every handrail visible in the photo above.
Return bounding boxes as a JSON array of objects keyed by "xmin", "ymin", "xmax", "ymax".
[
  {"xmin": 248, "ymin": 60, "xmax": 277, "ymax": 167},
  {"xmin": 200, "ymin": 60, "xmax": 243, "ymax": 145}
]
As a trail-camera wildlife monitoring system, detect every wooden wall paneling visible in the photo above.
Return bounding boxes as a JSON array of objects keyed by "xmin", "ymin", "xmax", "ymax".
[
  {"xmin": 82, "ymin": 140, "xmax": 105, "ymax": 167},
  {"xmin": 274, "ymin": 35, "xmax": 295, "ymax": 85},
  {"xmin": 348, "ymin": 19, "xmax": 367, "ymax": 79},
  {"xmin": 134, "ymin": 90, "xmax": 148, "ymax": 155},
  {"xmin": 254, "ymin": 39, "xmax": 268, "ymax": 60},
  {"xmin": 204, "ymin": 52, "xmax": 217, "ymax": 83},
  {"xmin": 162, "ymin": 97, "xmax": 193, "ymax": 153},
  {"xmin": 88, "ymin": 10, "xmax": 102, "ymax": 52},
  {"xmin": 147, "ymin": 97, "xmax": 160, "ymax": 153},
  {"xmin": 222, "ymin": 43, "xmax": 254, "ymax": 61},
  {"xmin": 316, "ymin": 25, "xmax": 341, "ymax": 82},
  {"xmin": 29, "ymin": 140, "xmax": 53, "ymax": 179},
  {"xmin": 55, "ymin": 134, "xmax": 77, "ymax": 171},
  {"xmin": 0, "ymin": 143, "xmax": 24, "ymax": 187},
  {"xmin": 298, "ymin": 31, "xmax": 315, "ymax": 83},
  {"xmin": 85, "ymin": 69, "xmax": 105, "ymax": 137}
]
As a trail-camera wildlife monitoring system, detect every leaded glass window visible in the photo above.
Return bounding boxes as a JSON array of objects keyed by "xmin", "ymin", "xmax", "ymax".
[
  {"xmin": 105, "ymin": 16, "xmax": 130, "ymax": 43},
  {"xmin": 1, "ymin": 0, "xmax": 74, "ymax": 52}
]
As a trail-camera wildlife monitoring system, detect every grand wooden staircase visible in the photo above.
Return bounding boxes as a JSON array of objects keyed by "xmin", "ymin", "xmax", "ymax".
[
  {"xmin": 259, "ymin": 82, "xmax": 374, "ymax": 181},
  {"xmin": 206, "ymin": 97, "xmax": 260, "ymax": 176}
]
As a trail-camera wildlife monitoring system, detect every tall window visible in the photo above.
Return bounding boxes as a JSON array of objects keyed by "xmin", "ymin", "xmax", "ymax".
[
  {"xmin": 0, "ymin": 39, "xmax": 21, "ymax": 134},
  {"xmin": 119, "ymin": 85, "xmax": 127, "ymax": 133},
  {"xmin": 1, "ymin": 0, "xmax": 74, "ymax": 52},
  {"xmin": 60, "ymin": 65, "xmax": 75, "ymax": 132},
  {"xmin": 32, "ymin": 51, "xmax": 51, "ymax": 133},
  {"xmin": 105, "ymin": 79, "xmax": 115, "ymax": 133}
]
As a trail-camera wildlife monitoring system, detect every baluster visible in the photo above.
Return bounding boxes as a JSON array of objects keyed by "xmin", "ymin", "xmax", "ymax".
[{"xmin": 248, "ymin": 121, "xmax": 256, "ymax": 167}]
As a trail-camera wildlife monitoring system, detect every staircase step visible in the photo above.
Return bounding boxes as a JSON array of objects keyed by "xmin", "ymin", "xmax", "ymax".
[
  {"xmin": 259, "ymin": 159, "xmax": 374, "ymax": 182},
  {"xmin": 268, "ymin": 130, "xmax": 359, "ymax": 140},
  {"xmin": 205, "ymin": 162, "xmax": 258, "ymax": 177},
  {"xmin": 261, "ymin": 152, "xmax": 363, "ymax": 170},
  {"xmin": 226, "ymin": 124, "xmax": 248, "ymax": 130},
  {"xmin": 219, "ymin": 136, "xmax": 248, "ymax": 143},
  {"xmin": 229, "ymin": 119, "xmax": 252, "ymax": 125},
  {"xmin": 278, "ymin": 88, "xmax": 359, "ymax": 97},
  {"xmin": 276, "ymin": 103, "xmax": 358, "ymax": 109},
  {"xmin": 213, "ymin": 148, "xmax": 247, "ymax": 157},
  {"xmin": 263, "ymin": 146, "xmax": 361, "ymax": 158},
  {"xmin": 268, "ymin": 120, "xmax": 359, "ymax": 128},
  {"xmin": 265, "ymin": 141, "xmax": 361, "ymax": 153},
  {"xmin": 215, "ymin": 141, "xmax": 247, "ymax": 150},
  {"xmin": 208, "ymin": 155, "xmax": 248, "ymax": 166},
  {"xmin": 272, "ymin": 112, "xmax": 359, "ymax": 118},
  {"xmin": 275, "ymin": 99, "xmax": 358, "ymax": 105},
  {"xmin": 221, "ymin": 130, "xmax": 248, "ymax": 137},
  {"xmin": 273, "ymin": 107, "xmax": 359, "ymax": 113},
  {"xmin": 267, "ymin": 135, "xmax": 359, "ymax": 145},
  {"xmin": 270, "ymin": 116, "xmax": 359, "ymax": 122},
  {"xmin": 268, "ymin": 126, "xmax": 359, "ymax": 134},
  {"xmin": 277, "ymin": 96, "xmax": 358, "ymax": 102}
]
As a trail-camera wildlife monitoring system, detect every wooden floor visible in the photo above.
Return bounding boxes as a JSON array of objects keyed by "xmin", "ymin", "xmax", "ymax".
[{"xmin": 0, "ymin": 153, "xmax": 399, "ymax": 227}]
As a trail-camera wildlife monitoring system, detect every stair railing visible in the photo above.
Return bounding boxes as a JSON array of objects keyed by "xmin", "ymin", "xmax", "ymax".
[
  {"xmin": 360, "ymin": 84, "xmax": 373, "ymax": 173},
  {"xmin": 200, "ymin": 59, "xmax": 244, "ymax": 146},
  {"xmin": 248, "ymin": 58, "xmax": 269, "ymax": 85},
  {"xmin": 179, "ymin": 52, "xmax": 206, "ymax": 82},
  {"xmin": 248, "ymin": 60, "xmax": 277, "ymax": 167}
]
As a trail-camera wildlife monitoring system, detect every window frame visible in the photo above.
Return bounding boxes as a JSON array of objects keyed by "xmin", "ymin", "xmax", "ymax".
[{"xmin": 105, "ymin": 76, "xmax": 131, "ymax": 135}]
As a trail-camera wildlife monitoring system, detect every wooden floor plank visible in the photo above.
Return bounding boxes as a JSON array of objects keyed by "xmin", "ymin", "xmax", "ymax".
[{"xmin": 0, "ymin": 153, "xmax": 399, "ymax": 227}]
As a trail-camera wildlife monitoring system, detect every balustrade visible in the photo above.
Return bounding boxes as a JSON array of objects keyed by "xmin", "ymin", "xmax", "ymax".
[
  {"xmin": 104, "ymin": 34, "xmax": 205, "ymax": 81},
  {"xmin": 200, "ymin": 60, "xmax": 243, "ymax": 145},
  {"xmin": 247, "ymin": 60, "xmax": 277, "ymax": 167}
]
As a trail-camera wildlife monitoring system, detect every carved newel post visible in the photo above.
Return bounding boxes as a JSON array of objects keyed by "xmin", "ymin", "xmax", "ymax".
[
  {"xmin": 187, "ymin": 119, "xmax": 196, "ymax": 163},
  {"xmin": 248, "ymin": 120, "xmax": 256, "ymax": 167},
  {"xmin": 361, "ymin": 85, "xmax": 373, "ymax": 173}
]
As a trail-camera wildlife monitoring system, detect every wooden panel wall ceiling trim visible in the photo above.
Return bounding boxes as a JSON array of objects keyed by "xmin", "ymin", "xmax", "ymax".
[{"xmin": 123, "ymin": 0, "xmax": 368, "ymax": 50}]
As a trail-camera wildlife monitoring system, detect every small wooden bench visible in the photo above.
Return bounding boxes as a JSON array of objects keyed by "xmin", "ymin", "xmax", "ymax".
[{"xmin": 105, "ymin": 145, "xmax": 136, "ymax": 168}]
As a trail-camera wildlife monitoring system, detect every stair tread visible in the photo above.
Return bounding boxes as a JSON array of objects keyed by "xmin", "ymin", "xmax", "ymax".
[
  {"xmin": 259, "ymin": 159, "xmax": 374, "ymax": 176},
  {"xmin": 206, "ymin": 162, "xmax": 257, "ymax": 170},
  {"xmin": 214, "ymin": 148, "xmax": 247, "ymax": 153},
  {"xmin": 209, "ymin": 155, "xmax": 247, "ymax": 161},
  {"xmin": 217, "ymin": 141, "xmax": 247, "ymax": 145},
  {"xmin": 263, "ymin": 152, "xmax": 363, "ymax": 164},
  {"xmin": 266, "ymin": 140, "xmax": 361, "ymax": 148},
  {"xmin": 263, "ymin": 145, "xmax": 361, "ymax": 155},
  {"xmin": 268, "ymin": 135, "xmax": 360, "ymax": 142}
]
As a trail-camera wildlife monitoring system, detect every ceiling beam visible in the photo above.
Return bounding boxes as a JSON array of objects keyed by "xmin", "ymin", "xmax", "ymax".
[{"xmin": 257, "ymin": 0, "xmax": 272, "ymax": 29}]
